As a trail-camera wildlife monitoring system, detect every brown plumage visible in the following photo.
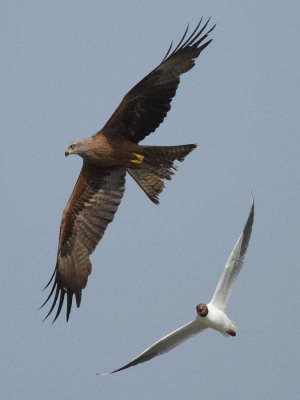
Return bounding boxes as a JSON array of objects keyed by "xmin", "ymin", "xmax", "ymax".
[{"xmin": 42, "ymin": 18, "xmax": 215, "ymax": 322}]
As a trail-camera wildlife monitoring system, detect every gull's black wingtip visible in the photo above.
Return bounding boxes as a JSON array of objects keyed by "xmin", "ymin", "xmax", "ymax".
[
  {"xmin": 250, "ymin": 193, "xmax": 255, "ymax": 208},
  {"xmin": 106, "ymin": 363, "xmax": 132, "ymax": 375},
  {"xmin": 240, "ymin": 196, "xmax": 255, "ymax": 255},
  {"xmin": 100, "ymin": 359, "xmax": 143, "ymax": 375},
  {"xmin": 249, "ymin": 195, "xmax": 255, "ymax": 218}
]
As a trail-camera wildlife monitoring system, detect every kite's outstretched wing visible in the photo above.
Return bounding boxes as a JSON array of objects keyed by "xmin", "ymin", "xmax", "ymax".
[
  {"xmin": 100, "ymin": 19, "xmax": 215, "ymax": 143},
  {"xmin": 42, "ymin": 163, "xmax": 126, "ymax": 322}
]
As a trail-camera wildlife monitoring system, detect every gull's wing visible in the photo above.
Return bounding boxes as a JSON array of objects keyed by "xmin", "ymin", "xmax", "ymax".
[
  {"xmin": 108, "ymin": 319, "xmax": 206, "ymax": 373},
  {"xmin": 210, "ymin": 198, "xmax": 254, "ymax": 312}
]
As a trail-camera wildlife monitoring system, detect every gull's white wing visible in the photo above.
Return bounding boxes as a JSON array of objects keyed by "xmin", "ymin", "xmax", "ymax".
[
  {"xmin": 108, "ymin": 319, "xmax": 207, "ymax": 373},
  {"xmin": 210, "ymin": 198, "xmax": 254, "ymax": 311}
]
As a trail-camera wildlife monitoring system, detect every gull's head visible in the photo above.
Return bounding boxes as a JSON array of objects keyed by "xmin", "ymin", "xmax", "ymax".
[
  {"xmin": 65, "ymin": 139, "xmax": 87, "ymax": 157},
  {"xmin": 196, "ymin": 303, "xmax": 208, "ymax": 317}
]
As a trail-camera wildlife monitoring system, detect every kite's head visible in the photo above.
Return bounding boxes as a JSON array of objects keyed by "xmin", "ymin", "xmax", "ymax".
[
  {"xmin": 64, "ymin": 136, "xmax": 106, "ymax": 164},
  {"xmin": 65, "ymin": 139, "xmax": 86, "ymax": 157},
  {"xmin": 196, "ymin": 303, "xmax": 208, "ymax": 317}
]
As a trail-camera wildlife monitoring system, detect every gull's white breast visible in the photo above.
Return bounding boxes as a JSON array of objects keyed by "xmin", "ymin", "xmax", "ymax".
[{"xmin": 200, "ymin": 304, "xmax": 237, "ymax": 336}]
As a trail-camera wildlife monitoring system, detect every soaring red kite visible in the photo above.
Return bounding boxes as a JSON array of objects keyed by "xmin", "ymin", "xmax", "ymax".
[{"xmin": 42, "ymin": 19, "xmax": 215, "ymax": 322}]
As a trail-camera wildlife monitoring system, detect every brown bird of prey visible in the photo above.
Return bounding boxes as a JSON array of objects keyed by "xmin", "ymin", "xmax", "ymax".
[{"xmin": 42, "ymin": 18, "xmax": 215, "ymax": 322}]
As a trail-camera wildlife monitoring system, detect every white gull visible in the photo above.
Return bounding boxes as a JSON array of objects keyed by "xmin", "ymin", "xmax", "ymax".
[{"xmin": 106, "ymin": 198, "xmax": 254, "ymax": 373}]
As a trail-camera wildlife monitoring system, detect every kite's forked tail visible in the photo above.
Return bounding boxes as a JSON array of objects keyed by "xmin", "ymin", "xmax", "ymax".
[{"xmin": 128, "ymin": 143, "xmax": 196, "ymax": 204}]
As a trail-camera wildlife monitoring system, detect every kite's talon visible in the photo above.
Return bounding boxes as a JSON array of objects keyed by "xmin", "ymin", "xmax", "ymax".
[{"xmin": 130, "ymin": 153, "xmax": 144, "ymax": 164}]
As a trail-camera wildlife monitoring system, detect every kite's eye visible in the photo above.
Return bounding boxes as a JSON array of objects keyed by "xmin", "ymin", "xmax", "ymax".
[{"xmin": 69, "ymin": 143, "xmax": 76, "ymax": 150}]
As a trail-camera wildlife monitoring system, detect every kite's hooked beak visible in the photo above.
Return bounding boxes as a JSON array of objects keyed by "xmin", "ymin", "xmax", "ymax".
[{"xmin": 65, "ymin": 148, "xmax": 73, "ymax": 157}]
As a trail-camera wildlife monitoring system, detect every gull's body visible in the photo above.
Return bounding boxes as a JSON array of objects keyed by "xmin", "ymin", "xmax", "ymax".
[
  {"xmin": 200, "ymin": 304, "xmax": 237, "ymax": 337},
  {"xmin": 106, "ymin": 199, "xmax": 254, "ymax": 373}
]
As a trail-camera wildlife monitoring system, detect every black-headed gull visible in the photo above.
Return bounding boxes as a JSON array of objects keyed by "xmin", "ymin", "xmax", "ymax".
[{"xmin": 106, "ymin": 199, "xmax": 254, "ymax": 373}]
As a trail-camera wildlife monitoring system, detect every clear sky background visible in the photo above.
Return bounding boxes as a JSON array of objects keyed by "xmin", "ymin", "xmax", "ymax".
[{"xmin": 1, "ymin": 1, "xmax": 299, "ymax": 398}]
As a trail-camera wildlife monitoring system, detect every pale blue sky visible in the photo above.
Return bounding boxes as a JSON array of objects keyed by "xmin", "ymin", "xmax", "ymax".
[{"xmin": 1, "ymin": 1, "xmax": 299, "ymax": 399}]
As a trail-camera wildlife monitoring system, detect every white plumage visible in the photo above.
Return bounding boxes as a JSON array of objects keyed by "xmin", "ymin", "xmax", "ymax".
[{"xmin": 105, "ymin": 198, "xmax": 254, "ymax": 373}]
